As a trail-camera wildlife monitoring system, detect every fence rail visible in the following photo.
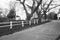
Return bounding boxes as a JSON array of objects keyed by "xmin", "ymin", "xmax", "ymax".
[{"xmin": 0, "ymin": 19, "xmax": 39, "ymax": 29}]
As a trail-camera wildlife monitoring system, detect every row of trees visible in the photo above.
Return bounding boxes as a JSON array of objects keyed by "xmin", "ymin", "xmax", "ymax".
[{"xmin": 7, "ymin": 0, "xmax": 60, "ymax": 22}]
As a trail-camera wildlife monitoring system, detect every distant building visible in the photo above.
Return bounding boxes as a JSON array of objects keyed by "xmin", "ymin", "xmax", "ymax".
[
  {"xmin": 15, "ymin": 1, "xmax": 27, "ymax": 20},
  {"xmin": 15, "ymin": 15, "xmax": 21, "ymax": 20}
]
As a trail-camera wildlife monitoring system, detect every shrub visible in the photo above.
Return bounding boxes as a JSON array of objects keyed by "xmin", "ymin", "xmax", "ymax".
[{"xmin": 0, "ymin": 17, "xmax": 9, "ymax": 22}]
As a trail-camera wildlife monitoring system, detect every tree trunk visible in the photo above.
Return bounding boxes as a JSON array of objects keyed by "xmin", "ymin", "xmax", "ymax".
[{"xmin": 36, "ymin": 10, "xmax": 41, "ymax": 23}]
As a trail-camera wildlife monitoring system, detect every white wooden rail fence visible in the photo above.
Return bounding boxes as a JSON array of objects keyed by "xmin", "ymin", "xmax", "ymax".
[{"xmin": 0, "ymin": 19, "xmax": 39, "ymax": 29}]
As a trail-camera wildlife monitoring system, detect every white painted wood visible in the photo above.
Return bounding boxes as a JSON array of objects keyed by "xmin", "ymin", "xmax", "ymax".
[
  {"xmin": 10, "ymin": 21, "xmax": 12, "ymax": 29},
  {"xmin": 22, "ymin": 21, "xmax": 24, "ymax": 27}
]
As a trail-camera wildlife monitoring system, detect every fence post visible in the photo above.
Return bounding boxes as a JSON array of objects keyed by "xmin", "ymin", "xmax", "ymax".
[
  {"xmin": 36, "ymin": 19, "xmax": 38, "ymax": 24},
  {"xmin": 34, "ymin": 19, "xmax": 36, "ymax": 24},
  {"xmin": 10, "ymin": 21, "xmax": 12, "ymax": 29},
  {"xmin": 22, "ymin": 21, "xmax": 24, "ymax": 27},
  {"xmin": 29, "ymin": 20, "xmax": 31, "ymax": 25}
]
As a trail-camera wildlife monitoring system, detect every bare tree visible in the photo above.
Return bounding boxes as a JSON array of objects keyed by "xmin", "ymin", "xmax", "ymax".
[
  {"xmin": 26, "ymin": 0, "xmax": 43, "ymax": 22},
  {"xmin": 17, "ymin": 0, "xmax": 29, "ymax": 20},
  {"xmin": 17, "ymin": 0, "xmax": 42, "ymax": 21},
  {"xmin": 29, "ymin": 0, "xmax": 42, "ymax": 21},
  {"xmin": 41, "ymin": 0, "xmax": 60, "ymax": 20},
  {"xmin": 17, "ymin": 0, "xmax": 60, "ymax": 22}
]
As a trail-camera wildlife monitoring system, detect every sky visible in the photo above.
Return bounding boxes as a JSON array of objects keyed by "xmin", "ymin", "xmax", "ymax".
[
  {"xmin": 0, "ymin": 0, "xmax": 10, "ymax": 8},
  {"xmin": 0, "ymin": 0, "xmax": 16, "ymax": 9}
]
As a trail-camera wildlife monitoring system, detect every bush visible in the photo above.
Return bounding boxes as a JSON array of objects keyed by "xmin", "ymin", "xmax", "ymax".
[
  {"xmin": 47, "ymin": 12, "xmax": 57, "ymax": 20},
  {"xmin": 7, "ymin": 9, "xmax": 16, "ymax": 20},
  {"xmin": 0, "ymin": 17, "xmax": 9, "ymax": 22}
]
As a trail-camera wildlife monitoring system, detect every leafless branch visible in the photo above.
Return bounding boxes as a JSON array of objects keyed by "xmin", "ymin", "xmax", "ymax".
[
  {"xmin": 42, "ymin": 0, "xmax": 48, "ymax": 7},
  {"xmin": 47, "ymin": 5, "xmax": 60, "ymax": 12},
  {"xmin": 45, "ymin": 0, "xmax": 53, "ymax": 11},
  {"xmin": 26, "ymin": 4, "xmax": 32, "ymax": 9},
  {"xmin": 17, "ymin": 0, "xmax": 29, "ymax": 15}
]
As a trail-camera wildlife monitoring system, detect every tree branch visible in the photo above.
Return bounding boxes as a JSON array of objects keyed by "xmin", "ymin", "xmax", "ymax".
[
  {"xmin": 17, "ymin": 0, "xmax": 29, "ymax": 15},
  {"xmin": 32, "ymin": 0, "xmax": 42, "ymax": 14},
  {"xmin": 26, "ymin": 4, "xmax": 32, "ymax": 9},
  {"xmin": 45, "ymin": 0, "xmax": 53, "ymax": 11},
  {"xmin": 47, "ymin": 5, "xmax": 60, "ymax": 12}
]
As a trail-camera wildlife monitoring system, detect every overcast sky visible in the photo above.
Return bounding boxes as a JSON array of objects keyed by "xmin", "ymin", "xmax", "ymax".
[
  {"xmin": 0, "ymin": 0, "xmax": 60, "ymax": 8},
  {"xmin": 0, "ymin": 0, "xmax": 16, "ymax": 8}
]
